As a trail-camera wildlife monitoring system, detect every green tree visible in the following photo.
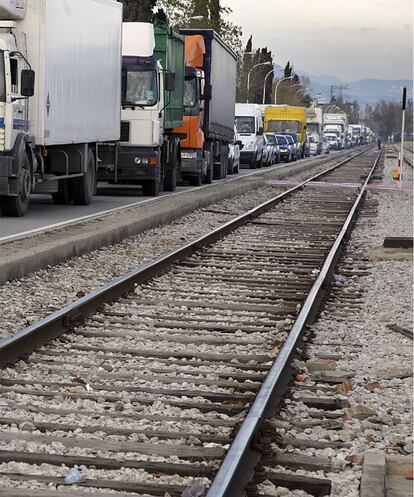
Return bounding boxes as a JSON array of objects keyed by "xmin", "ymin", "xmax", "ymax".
[
  {"xmin": 121, "ymin": 0, "xmax": 156, "ymax": 21},
  {"xmin": 156, "ymin": 0, "xmax": 242, "ymax": 52}
]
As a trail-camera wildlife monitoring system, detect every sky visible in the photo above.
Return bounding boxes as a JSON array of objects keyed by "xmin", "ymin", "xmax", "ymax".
[{"xmin": 223, "ymin": 0, "xmax": 413, "ymax": 82}]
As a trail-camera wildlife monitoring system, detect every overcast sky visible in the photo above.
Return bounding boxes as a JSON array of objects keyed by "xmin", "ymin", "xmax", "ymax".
[{"xmin": 223, "ymin": 0, "xmax": 413, "ymax": 82}]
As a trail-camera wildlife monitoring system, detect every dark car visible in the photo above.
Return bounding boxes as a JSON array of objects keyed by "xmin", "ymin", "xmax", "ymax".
[
  {"xmin": 276, "ymin": 134, "xmax": 292, "ymax": 162},
  {"xmin": 264, "ymin": 133, "xmax": 280, "ymax": 164},
  {"xmin": 281, "ymin": 132, "xmax": 301, "ymax": 159}
]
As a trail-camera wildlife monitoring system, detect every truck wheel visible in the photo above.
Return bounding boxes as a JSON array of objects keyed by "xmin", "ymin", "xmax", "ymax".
[
  {"xmin": 163, "ymin": 165, "xmax": 177, "ymax": 192},
  {"xmin": 0, "ymin": 152, "xmax": 31, "ymax": 217},
  {"xmin": 203, "ymin": 144, "xmax": 213, "ymax": 184},
  {"xmin": 227, "ymin": 158, "xmax": 234, "ymax": 175},
  {"xmin": 189, "ymin": 172, "xmax": 202, "ymax": 186},
  {"xmin": 71, "ymin": 149, "xmax": 96, "ymax": 205},
  {"xmin": 52, "ymin": 179, "xmax": 72, "ymax": 205},
  {"xmin": 164, "ymin": 142, "xmax": 178, "ymax": 192},
  {"xmin": 142, "ymin": 180, "xmax": 160, "ymax": 196}
]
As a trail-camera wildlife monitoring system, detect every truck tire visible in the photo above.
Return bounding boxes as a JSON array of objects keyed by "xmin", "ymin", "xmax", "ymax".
[
  {"xmin": 52, "ymin": 179, "xmax": 72, "ymax": 205},
  {"xmin": 0, "ymin": 152, "xmax": 32, "ymax": 217},
  {"xmin": 203, "ymin": 143, "xmax": 213, "ymax": 184},
  {"xmin": 227, "ymin": 158, "xmax": 234, "ymax": 175},
  {"xmin": 71, "ymin": 148, "xmax": 96, "ymax": 205},
  {"xmin": 142, "ymin": 180, "xmax": 160, "ymax": 196},
  {"xmin": 189, "ymin": 172, "xmax": 202, "ymax": 186},
  {"xmin": 164, "ymin": 141, "xmax": 178, "ymax": 192},
  {"xmin": 163, "ymin": 164, "xmax": 177, "ymax": 191}
]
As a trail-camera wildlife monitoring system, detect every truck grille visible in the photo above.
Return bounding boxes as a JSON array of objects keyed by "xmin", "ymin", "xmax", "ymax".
[{"xmin": 120, "ymin": 121, "xmax": 130, "ymax": 142}]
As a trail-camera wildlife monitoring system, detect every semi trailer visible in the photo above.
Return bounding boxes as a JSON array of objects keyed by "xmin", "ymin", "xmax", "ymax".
[
  {"xmin": 0, "ymin": 0, "xmax": 122, "ymax": 216},
  {"xmin": 173, "ymin": 34, "xmax": 207, "ymax": 185},
  {"xmin": 98, "ymin": 20, "xmax": 185, "ymax": 196},
  {"xmin": 180, "ymin": 29, "xmax": 237, "ymax": 180}
]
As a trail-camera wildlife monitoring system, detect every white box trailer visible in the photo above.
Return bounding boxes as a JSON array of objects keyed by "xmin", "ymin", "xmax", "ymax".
[
  {"xmin": 21, "ymin": 0, "xmax": 122, "ymax": 145},
  {"xmin": 0, "ymin": 0, "xmax": 122, "ymax": 216}
]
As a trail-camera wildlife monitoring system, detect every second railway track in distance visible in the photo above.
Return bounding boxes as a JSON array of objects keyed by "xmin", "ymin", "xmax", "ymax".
[{"xmin": 0, "ymin": 147, "xmax": 381, "ymax": 497}]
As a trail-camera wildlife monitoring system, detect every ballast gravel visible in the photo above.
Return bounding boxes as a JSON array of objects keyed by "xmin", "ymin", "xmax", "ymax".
[
  {"xmin": 0, "ymin": 154, "xmax": 354, "ymax": 338},
  {"xmin": 262, "ymin": 152, "xmax": 413, "ymax": 496}
]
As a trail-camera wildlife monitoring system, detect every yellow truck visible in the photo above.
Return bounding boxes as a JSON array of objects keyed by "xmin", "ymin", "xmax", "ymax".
[{"xmin": 264, "ymin": 105, "xmax": 307, "ymax": 157}]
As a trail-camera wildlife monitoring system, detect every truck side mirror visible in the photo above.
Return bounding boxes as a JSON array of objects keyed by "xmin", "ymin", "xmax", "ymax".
[
  {"xmin": 21, "ymin": 69, "xmax": 35, "ymax": 97},
  {"xmin": 257, "ymin": 127, "xmax": 264, "ymax": 136},
  {"xmin": 166, "ymin": 72, "xmax": 176, "ymax": 92},
  {"xmin": 203, "ymin": 84, "xmax": 212, "ymax": 101}
]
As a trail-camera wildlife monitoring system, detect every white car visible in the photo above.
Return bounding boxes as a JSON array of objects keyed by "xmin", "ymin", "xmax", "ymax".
[{"xmin": 321, "ymin": 137, "xmax": 330, "ymax": 154}]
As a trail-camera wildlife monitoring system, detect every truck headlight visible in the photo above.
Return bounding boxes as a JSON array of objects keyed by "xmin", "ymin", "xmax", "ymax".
[
  {"xmin": 134, "ymin": 157, "xmax": 141, "ymax": 164},
  {"xmin": 141, "ymin": 158, "xmax": 149, "ymax": 165},
  {"xmin": 244, "ymin": 142, "xmax": 256, "ymax": 151}
]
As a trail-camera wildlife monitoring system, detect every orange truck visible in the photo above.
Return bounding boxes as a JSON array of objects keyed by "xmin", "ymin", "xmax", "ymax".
[{"xmin": 174, "ymin": 35, "xmax": 206, "ymax": 186}]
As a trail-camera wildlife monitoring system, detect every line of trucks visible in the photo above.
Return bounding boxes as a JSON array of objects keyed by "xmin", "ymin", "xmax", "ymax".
[
  {"xmin": 0, "ymin": 0, "xmax": 237, "ymax": 216},
  {"xmin": 306, "ymin": 107, "xmax": 373, "ymax": 154},
  {"xmin": 0, "ymin": 0, "xmax": 374, "ymax": 217}
]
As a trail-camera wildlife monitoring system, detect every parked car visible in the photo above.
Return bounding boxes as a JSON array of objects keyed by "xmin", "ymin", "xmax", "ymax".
[
  {"xmin": 276, "ymin": 134, "xmax": 293, "ymax": 162},
  {"xmin": 265, "ymin": 133, "xmax": 280, "ymax": 164},
  {"xmin": 262, "ymin": 134, "xmax": 274, "ymax": 166},
  {"xmin": 308, "ymin": 134, "xmax": 322, "ymax": 156},
  {"xmin": 235, "ymin": 103, "xmax": 264, "ymax": 169},
  {"xmin": 284, "ymin": 135, "xmax": 297, "ymax": 161},
  {"xmin": 228, "ymin": 126, "xmax": 242, "ymax": 174},
  {"xmin": 321, "ymin": 136, "xmax": 330, "ymax": 154},
  {"xmin": 282, "ymin": 132, "xmax": 301, "ymax": 159}
]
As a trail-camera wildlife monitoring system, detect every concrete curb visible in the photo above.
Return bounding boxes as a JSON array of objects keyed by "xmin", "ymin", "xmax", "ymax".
[
  {"xmin": 0, "ymin": 153, "xmax": 352, "ymax": 284},
  {"xmin": 360, "ymin": 452, "xmax": 385, "ymax": 497}
]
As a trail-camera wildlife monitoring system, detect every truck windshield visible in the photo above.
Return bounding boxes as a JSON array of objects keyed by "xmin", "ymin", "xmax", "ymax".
[
  {"xmin": 306, "ymin": 123, "xmax": 319, "ymax": 133},
  {"xmin": 122, "ymin": 61, "xmax": 157, "ymax": 107},
  {"xmin": 0, "ymin": 51, "xmax": 5, "ymax": 102},
  {"xmin": 184, "ymin": 77, "xmax": 197, "ymax": 109},
  {"xmin": 235, "ymin": 117, "xmax": 255, "ymax": 134},
  {"xmin": 267, "ymin": 120, "xmax": 301, "ymax": 133}
]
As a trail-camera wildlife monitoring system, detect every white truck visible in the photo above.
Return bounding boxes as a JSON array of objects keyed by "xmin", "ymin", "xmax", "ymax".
[
  {"xmin": 98, "ymin": 20, "xmax": 185, "ymax": 196},
  {"xmin": 306, "ymin": 107, "xmax": 323, "ymax": 155},
  {"xmin": 0, "ymin": 0, "xmax": 122, "ymax": 216},
  {"xmin": 235, "ymin": 103, "xmax": 264, "ymax": 168},
  {"xmin": 323, "ymin": 112, "xmax": 348, "ymax": 150}
]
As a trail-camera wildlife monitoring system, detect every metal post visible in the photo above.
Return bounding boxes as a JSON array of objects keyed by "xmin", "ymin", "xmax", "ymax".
[
  {"xmin": 398, "ymin": 87, "xmax": 407, "ymax": 189},
  {"xmin": 247, "ymin": 62, "xmax": 273, "ymax": 104},
  {"xmin": 274, "ymin": 76, "xmax": 293, "ymax": 104},
  {"xmin": 262, "ymin": 69, "xmax": 274, "ymax": 105}
]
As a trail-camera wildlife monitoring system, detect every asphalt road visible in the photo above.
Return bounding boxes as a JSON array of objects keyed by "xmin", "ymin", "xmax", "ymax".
[{"xmin": 0, "ymin": 167, "xmax": 265, "ymax": 238}]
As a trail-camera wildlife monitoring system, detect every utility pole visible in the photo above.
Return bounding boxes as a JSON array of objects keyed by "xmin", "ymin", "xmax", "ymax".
[{"xmin": 398, "ymin": 87, "xmax": 407, "ymax": 189}]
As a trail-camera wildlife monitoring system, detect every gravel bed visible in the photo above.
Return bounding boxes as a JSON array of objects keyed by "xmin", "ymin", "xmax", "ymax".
[
  {"xmin": 261, "ymin": 153, "xmax": 413, "ymax": 496},
  {"xmin": 0, "ymin": 153, "xmax": 354, "ymax": 339}
]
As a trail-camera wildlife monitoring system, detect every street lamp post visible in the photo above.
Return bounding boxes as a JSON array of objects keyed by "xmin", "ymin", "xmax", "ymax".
[
  {"xmin": 273, "ymin": 76, "xmax": 294, "ymax": 104},
  {"xmin": 246, "ymin": 62, "xmax": 272, "ymax": 103},
  {"xmin": 262, "ymin": 69, "xmax": 274, "ymax": 105}
]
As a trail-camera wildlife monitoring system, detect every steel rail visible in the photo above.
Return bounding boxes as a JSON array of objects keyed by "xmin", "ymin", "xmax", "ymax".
[
  {"xmin": 206, "ymin": 150, "xmax": 382, "ymax": 497},
  {"xmin": 0, "ymin": 147, "xmax": 369, "ymax": 368},
  {"xmin": 0, "ymin": 147, "xmax": 362, "ymax": 246}
]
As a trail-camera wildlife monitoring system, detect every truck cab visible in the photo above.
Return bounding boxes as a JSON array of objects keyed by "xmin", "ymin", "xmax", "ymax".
[
  {"xmin": 264, "ymin": 105, "xmax": 307, "ymax": 158},
  {"xmin": 98, "ymin": 20, "xmax": 185, "ymax": 196},
  {"xmin": 235, "ymin": 103, "xmax": 264, "ymax": 168},
  {"xmin": 173, "ymin": 35, "xmax": 207, "ymax": 186}
]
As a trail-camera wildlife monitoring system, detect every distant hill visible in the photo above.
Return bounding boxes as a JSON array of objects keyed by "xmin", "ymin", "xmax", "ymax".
[{"xmin": 293, "ymin": 69, "xmax": 412, "ymax": 106}]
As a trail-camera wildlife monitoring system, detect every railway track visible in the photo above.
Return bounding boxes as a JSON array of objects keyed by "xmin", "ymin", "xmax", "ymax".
[
  {"xmin": 390, "ymin": 144, "xmax": 413, "ymax": 168},
  {"xmin": 0, "ymin": 147, "xmax": 380, "ymax": 497}
]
